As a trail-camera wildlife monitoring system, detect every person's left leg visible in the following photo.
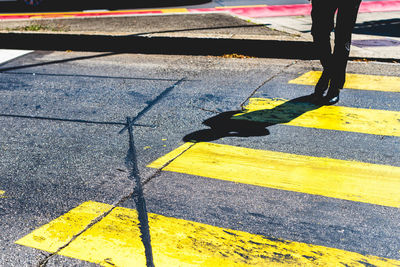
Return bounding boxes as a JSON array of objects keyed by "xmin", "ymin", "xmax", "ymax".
[
  {"xmin": 326, "ymin": 0, "xmax": 361, "ymax": 104},
  {"xmin": 310, "ymin": 1, "xmax": 337, "ymax": 98}
]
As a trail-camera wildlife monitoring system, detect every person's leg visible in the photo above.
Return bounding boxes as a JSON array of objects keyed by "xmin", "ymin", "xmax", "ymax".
[
  {"xmin": 310, "ymin": 0, "xmax": 337, "ymax": 97},
  {"xmin": 326, "ymin": 0, "xmax": 361, "ymax": 104}
]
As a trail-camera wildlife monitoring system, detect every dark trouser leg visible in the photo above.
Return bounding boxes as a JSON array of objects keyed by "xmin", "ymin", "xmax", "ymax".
[
  {"xmin": 330, "ymin": 0, "xmax": 362, "ymax": 89},
  {"xmin": 311, "ymin": 1, "xmax": 337, "ymax": 95}
]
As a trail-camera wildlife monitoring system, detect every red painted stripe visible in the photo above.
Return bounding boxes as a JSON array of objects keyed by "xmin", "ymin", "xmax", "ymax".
[
  {"xmin": 0, "ymin": 15, "xmax": 31, "ymax": 20},
  {"xmin": 189, "ymin": 5, "xmax": 311, "ymax": 18},
  {"xmin": 190, "ymin": 1, "xmax": 400, "ymax": 18},
  {"xmin": 226, "ymin": 4, "xmax": 311, "ymax": 18},
  {"xmin": 359, "ymin": 0, "xmax": 400, "ymax": 12}
]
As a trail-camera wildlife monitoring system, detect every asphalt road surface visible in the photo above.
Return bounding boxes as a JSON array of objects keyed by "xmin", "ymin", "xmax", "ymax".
[{"xmin": 0, "ymin": 50, "xmax": 399, "ymax": 266}]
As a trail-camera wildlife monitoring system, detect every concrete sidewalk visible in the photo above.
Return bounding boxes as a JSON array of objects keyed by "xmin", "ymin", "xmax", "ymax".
[
  {"xmin": 252, "ymin": 11, "xmax": 400, "ymax": 61},
  {"xmin": 0, "ymin": 9, "xmax": 399, "ymax": 62}
]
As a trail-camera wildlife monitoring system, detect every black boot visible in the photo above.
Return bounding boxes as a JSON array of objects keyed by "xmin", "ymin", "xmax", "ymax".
[
  {"xmin": 325, "ymin": 86, "xmax": 340, "ymax": 105},
  {"xmin": 310, "ymin": 71, "xmax": 330, "ymax": 102}
]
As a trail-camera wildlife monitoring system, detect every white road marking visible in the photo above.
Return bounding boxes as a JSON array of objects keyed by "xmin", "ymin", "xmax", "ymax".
[
  {"xmin": 0, "ymin": 49, "xmax": 33, "ymax": 65},
  {"xmin": 82, "ymin": 9, "xmax": 109, "ymax": 12}
]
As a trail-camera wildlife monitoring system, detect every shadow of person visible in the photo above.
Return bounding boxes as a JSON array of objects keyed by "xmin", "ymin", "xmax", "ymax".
[{"xmin": 183, "ymin": 95, "xmax": 323, "ymax": 143}]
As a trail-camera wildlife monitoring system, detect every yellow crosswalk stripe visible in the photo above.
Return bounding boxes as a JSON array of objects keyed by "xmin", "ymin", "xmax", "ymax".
[
  {"xmin": 149, "ymin": 142, "xmax": 400, "ymax": 208},
  {"xmin": 16, "ymin": 201, "xmax": 400, "ymax": 266},
  {"xmin": 289, "ymin": 71, "xmax": 400, "ymax": 92},
  {"xmin": 237, "ymin": 97, "xmax": 400, "ymax": 136}
]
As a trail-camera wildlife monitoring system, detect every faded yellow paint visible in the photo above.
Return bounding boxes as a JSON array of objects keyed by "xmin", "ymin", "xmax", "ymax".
[
  {"xmin": 0, "ymin": 12, "xmax": 77, "ymax": 17},
  {"xmin": 289, "ymin": 71, "xmax": 400, "ymax": 92},
  {"xmin": 0, "ymin": 190, "xmax": 5, "ymax": 198},
  {"xmin": 16, "ymin": 201, "xmax": 113, "ymax": 253},
  {"xmin": 16, "ymin": 201, "xmax": 400, "ymax": 266},
  {"xmin": 149, "ymin": 142, "xmax": 400, "ymax": 208},
  {"xmin": 161, "ymin": 8, "xmax": 189, "ymax": 13},
  {"xmin": 0, "ymin": 8, "xmax": 172, "ymax": 18},
  {"xmin": 236, "ymin": 97, "xmax": 400, "ymax": 137}
]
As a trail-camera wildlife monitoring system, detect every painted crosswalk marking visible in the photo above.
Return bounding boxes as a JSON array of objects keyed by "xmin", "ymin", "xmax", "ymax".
[
  {"xmin": 16, "ymin": 201, "xmax": 400, "ymax": 266},
  {"xmin": 237, "ymin": 97, "xmax": 400, "ymax": 137},
  {"xmin": 289, "ymin": 71, "xmax": 400, "ymax": 92},
  {"xmin": 149, "ymin": 142, "xmax": 400, "ymax": 208}
]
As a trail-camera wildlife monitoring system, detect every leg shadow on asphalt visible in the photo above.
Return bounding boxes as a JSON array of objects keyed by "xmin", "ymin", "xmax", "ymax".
[{"xmin": 183, "ymin": 95, "xmax": 323, "ymax": 143}]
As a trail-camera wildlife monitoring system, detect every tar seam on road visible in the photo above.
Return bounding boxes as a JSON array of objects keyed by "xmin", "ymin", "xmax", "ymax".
[
  {"xmin": 126, "ymin": 116, "xmax": 155, "ymax": 267},
  {"xmin": 240, "ymin": 61, "xmax": 298, "ymax": 110},
  {"xmin": 119, "ymin": 78, "xmax": 186, "ymax": 134},
  {"xmin": 35, "ymin": 141, "xmax": 195, "ymax": 266},
  {"xmin": 35, "ymin": 77, "xmax": 187, "ymax": 266}
]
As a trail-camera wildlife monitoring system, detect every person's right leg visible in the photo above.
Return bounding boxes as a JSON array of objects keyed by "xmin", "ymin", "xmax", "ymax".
[{"xmin": 326, "ymin": 0, "xmax": 361, "ymax": 104}]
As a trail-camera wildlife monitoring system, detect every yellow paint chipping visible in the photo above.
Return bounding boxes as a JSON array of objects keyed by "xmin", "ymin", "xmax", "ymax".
[
  {"xmin": 149, "ymin": 142, "xmax": 400, "ymax": 208},
  {"xmin": 16, "ymin": 201, "xmax": 113, "ymax": 253},
  {"xmin": 0, "ymin": 190, "xmax": 5, "ymax": 198},
  {"xmin": 236, "ymin": 98, "xmax": 400, "ymax": 137},
  {"xmin": 289, "ymin": 71, "xmax": 400, "ymax": 92},
  {"xmin": 16, "ymin": 201, "xmax": 400, "ymax": 266}
]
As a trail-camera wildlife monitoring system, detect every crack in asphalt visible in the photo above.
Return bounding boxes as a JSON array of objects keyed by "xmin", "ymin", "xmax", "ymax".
[
  {"xmin": 119, "ymin": 78, "xmax": 186, "ymax": 134},
  {"xmin": 240, "ymin": 61, "xmax": 298, "ymax": 110},
  {"xmin": 37, "ymin": 78, "xmax": 187, "ymax": 266},
  {"xmin": 126, "ymin": 116, "xmax": 155, "ymax": 267},
  {"xmin": 33, "ymin": 63, "xmax": 299, "ymax": 265}
]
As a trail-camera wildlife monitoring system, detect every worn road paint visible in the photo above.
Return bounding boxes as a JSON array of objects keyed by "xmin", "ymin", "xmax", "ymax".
[
  {"xmin": 16, "ymin": 201, "xmax": 113, "ymax": 253},
  {"xmin": 149, "ymin": 142, "xmax": 400, "ymax": 208},
  {"xmin": 237, "ymin": 98, "xmax": 400, "ymax": 137},
  {"xmin": 0, "ymin": 190, "xmax": 5, "ymax": 198},
  {"xmin": 0, "ymin": 49, "xmax": 32, "ymax": 65},
  {"xmin": 289, "ymin": 71, "xmax": 400, "ymax": 92},
  {"xmin": 16, "ymin": 201, "xmax": 400, "ymax": 266},
  {"xmin": 161, "ymin": 8, "xmax": 188, "ymax": 13}
]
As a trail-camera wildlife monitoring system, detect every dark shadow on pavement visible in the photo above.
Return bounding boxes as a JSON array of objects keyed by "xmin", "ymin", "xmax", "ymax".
[
  {"xmin": 183, "ymin": 95, "xmax": 323, "ymax": 142},
  {"xmin": 0, "ymin": 0, "xmax": 210, "ymax": 12},
  {"xmin": 353, "ymin": 19, "xmax": 400, "ymax": 38},
  {"xmin": 0, "ymin": 33, "xmax": 316, "ymax": 60}
]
